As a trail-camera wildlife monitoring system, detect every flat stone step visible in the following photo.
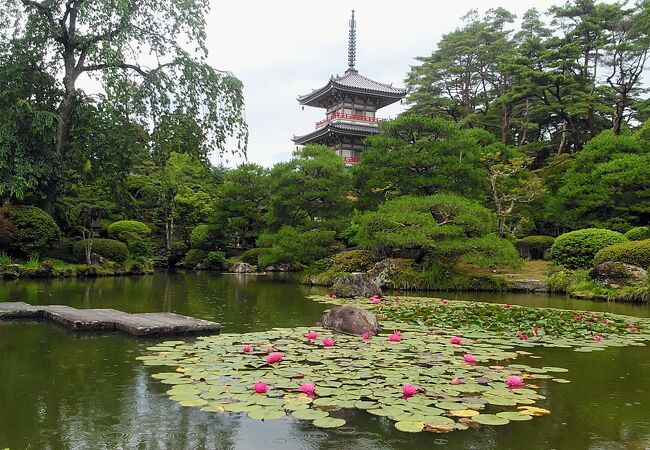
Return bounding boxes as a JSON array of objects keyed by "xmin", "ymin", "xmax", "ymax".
[{"xmin": 0, "ymin": 302, "xmax": 221, "ymax": 337}]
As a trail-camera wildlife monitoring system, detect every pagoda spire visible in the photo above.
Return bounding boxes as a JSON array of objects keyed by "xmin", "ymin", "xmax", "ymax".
[{"xmin": 347, "ymin": 10, "xmax": 356, "ymax": 71}]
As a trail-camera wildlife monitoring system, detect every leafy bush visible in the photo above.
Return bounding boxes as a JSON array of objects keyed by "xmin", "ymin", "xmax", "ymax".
[
  {"xmin": 190, "ymin": 224, "xmax": 225, "ymax": 251},
  {"xmin": 550, "ymin": 228, "xmax": 627, "ymax": 269},
  {"xmin": 72, "ymin": 238, "xmax": 129, "ymax": 263},
  {"xmin": 127, "ymin": 239, "xmax": 153, "ymax": 259},
  {"xmin": 107, "ymin": 220, "xmax": 151, "ymax": 238},
  {"xmin": 257, "ymin": 226, "xmax": 337, "ymax": 269},
  {"xmin": 169, "ymin": 241, "xmax": 188, "ymax": 266},
  {"xmin": 43, "ymin": 238, "xmax": 76, "ymax": 262},
  {"xmin": 203, "ymin": 251, "xmax": 226, "ymax": 269},
  {"xmin": 2, "ymin": 206, "xmax": 60, "ymax": 255},
  {"xmin": 182, "ymin": 249, "xmax": 207, "ymax": 269},
  {"xmin": 516, "ymin": 235, "xmax": 555, "ymax": 260},
  {"xmin": 624, "ymin": 227, "xmax": 650, "ymax": 241},
  {"xmin": 331, "ymin": 250, "xmax": 376, "ymax": 272},
  {"xmin": 0, "ymin": 250, "xmax": 12, "ymax": 265},
  {"xmin": 238, "ymin": 248, "xmax": 264, "ymax": 265},
  {"xmin": 0, "ymin": 208, "xmax": 15, "ymax": 246},
  {"xmin": 593, "ymin": 240, "xmax": 650, "ymax": 268}
]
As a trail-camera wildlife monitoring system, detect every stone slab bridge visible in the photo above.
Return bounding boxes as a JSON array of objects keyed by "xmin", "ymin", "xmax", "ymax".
[{"xmin": 0, "ymin": 302, "xmax": 221, "ymax": 337}]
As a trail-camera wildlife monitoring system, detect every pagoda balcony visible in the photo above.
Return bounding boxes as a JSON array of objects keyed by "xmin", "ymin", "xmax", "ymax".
[
  {"xmin": 316, "ymin": 112, "xmax": 383, "ymax": 128},
  {"xmin": 342, "ymin": 155, "xmax": 362, "ymax": 164}
]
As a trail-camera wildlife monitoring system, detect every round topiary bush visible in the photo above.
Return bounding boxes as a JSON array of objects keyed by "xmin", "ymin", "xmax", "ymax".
[
  {"xmin": 73, "ymin": 238, "xmax": 129, "ymax": 263},
  {"xmin": 190, "ymin": 224, "xmax": 224, "ymax": 251},
  {"xmin": 107, "ymin": 220, "xmax": 151, "ymax": 238},
  {"xmin": 3, "ymin": 206, "xmax": 60, "ymax": 255},
  {"xmin": 516, "ymin": 235, "xmax": 555, "ymax": 260},
  {"xmin": 182, "ymin": 249, "xmax": 207, "ymax": 269},
  {"xmin": 238, "ymin": 248, "xmax": 263, "ymax": 265},
  {"xmin": 624, "ymin": 226, "xmax": 650, "ymax": 241},
  {"xmin": 550, "ymin": 228, "xmax": 627, "ymax": 269},
  {"xmin": 593, "ymin": 239, "xmax": 650, "ymax": 269},
  {"xmin": 202, "ymin": 251, "xmax": 226, "ymax": 269}
]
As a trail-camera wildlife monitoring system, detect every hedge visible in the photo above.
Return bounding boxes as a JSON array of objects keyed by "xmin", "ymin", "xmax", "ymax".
[
  {"xmin": 624, "ymin": 227, "xmax": 650, "ymax": 241},
  {"xmin": 238, "ymin": 248, "xmax": 263, "ymax": 265},
  {"xmin": 182, "ymin": 249, "xmax": 207, "ymax": 269},
  {"xmin": 73, "ymin": 238, "xmax": 129, "ymax": 263},
  {"xmin": 593, "ymin": 239, "xmax": 650, "ymax": 269},
  {"xmin": 516, "ymin": 235, "xmax": 555, "ymax": 260},
  {"xmin": 107, "ymin": 220, "xmax": 151, "ymax": 238},
  {"xmin": 550, "ymin": 228, "xmax": 627, "ymax": 269},
  {"xmin": 190, "ymin": 224, "xmax": 224, "ymax": 251},
  {"xmin": 203, "ymin": 251, "xmax": 226, "ymax": 269},
  {"xmin": 3, "ymin": 206, "xmax": 60, "ymax": 255}
]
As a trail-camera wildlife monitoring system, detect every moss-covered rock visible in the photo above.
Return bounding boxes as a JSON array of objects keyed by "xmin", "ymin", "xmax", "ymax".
[{"xmin": 332, "ymin": 273, "xmax": 381, "ymax": 298}]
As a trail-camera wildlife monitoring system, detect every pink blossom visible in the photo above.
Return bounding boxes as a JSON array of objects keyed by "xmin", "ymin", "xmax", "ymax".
[
  {"xmin": 394, "ymin": 296, "xmax": 401, "ymax": 301},
  {"xmin": 518, "ymin": 332, "xmax": 528, "ymax": 341},
  {"xmin": 299, "ymin": 383, "xmax": 316, "ymax": 396},
  {"xmin": 574, "ymin": 314, "xmax": 584, "ymax": 321},
  {"xmin": 602, "ymin": 318, "xmax": 611, "ymax": 325},
  {"xmin": 625, "ymin": 322, "xmax": 633, "ymax": 327},
  {"xmin": 362, "ymin": 331, "xmax": 372, "ymax": 340},
  {"xmin": 629, "ymin": 327, "xmax": 639, "ymax": 333},
  {"xmin": 586, "ymin": 321, "xmax": 594, "ymax": 327},
  {"xmin": 242, "ymin": 344, "xmax": 253, "ymax": 353},
  {"xmin": 501, "ymin": 304, "xmax": 511, "ymax": 309},
  {"xmin": 531, "ymin": 327, "xmax": 541, "ymax": 334},
  {"xmin": 266, "ymin": 352, "xmax": 283, "ymax": 364},
  {"xmin": 388, "ymin": 331, "xmax": 402, "ymax": 342},
  {"xmin": 591, "ymin": 312, "xmax": 597, "ymax": 317},
  {"xmin": 402, "ymin": 384, "xmax": 417, "ymax": 397},
  {"xmin": 450, "ymin": 336, "xmax": 462, "ymax": 345},
  {"xmin": 252, "ymin": 382, "xmax": 268, "ymax": 393},
  {"xmin": 369, "ymin": 297, "xmax": 381, "ymax": 304},
  {"xmin": 322, "ymin": 337, "xmax": 335, "ymax": 347},
  {"xmin": 442, "ymin": 299, "xmax": 449, "ymax": 305},
  {"xmin": 451, "ymin": 377, "xmax": 462, "ymax": 385},
  {"xmin": 463, "ymin": 354, "xmax": 477, "ymax": 364},
  {"xmin": 306, "ymin": 331, "xmax": 318, "ymax": 340},
  {"xmin": 506, "ymin": 375, "xmax": 525, "ymax": 389},
  {"xmin": 329, "ymin": 294, "xmax": 337, "ymax": 299},
  {"xmin": 592, "ymin": 335, "xmax": 603, "ymax": 342}
]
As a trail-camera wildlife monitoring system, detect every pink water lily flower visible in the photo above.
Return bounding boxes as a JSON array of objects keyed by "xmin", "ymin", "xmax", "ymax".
[
  {"xmin": 362, "ymin": 331, "xmax": 372, "ymax": 340},
  {"xmin": 242, "ymin": 344, "xmax": 253, "ymax": 353},
  {"xmin": 629, "ymin": 327, "xmax": 639, "ymax": 333},
  {"xmin": 252, "ymin": 382, "xmax": 268, "ymax": 393},
  {"xmin": 585, "ymin": 321, "xmax": 594, "ymax": 327},
  {"xmin": 402, "ymin": 384, "xmax": 417, "ymax": 397},
  {"xmin": 329, "ymin": 294, "xmax": 337, "ymax": 299},
  {"xmin": 369, "ymin": 297, "xmax": 381, "ymax": 304},
  {"xmin": 299, "ymin": 383, "xmax": 316, "ymax": 396},
  {"xmin": 518, "ymin": 332, "xmax": 528, "ymax": 341},
  {"xmin": 388, "ymin": 331, "xmax": 402, "ymax": 342},
  {"xmin": 266, "ymin": 352, "xmax": 284, "ymax": 364},
  {"xmin": 531, "ymin": 327, "xmax": 541, "ymax": 334},
  {"xmin": 394, "ymin": 296, "xmax": 401, "ymax": 301},
  {"xmin": 323, "ymin": 337, "xmax": 335, "ymax": 347},
  {"xmin": 450, "ymin": 336, "xmax": 462, "ymax": 345},
  {"xmin": 451, "ymin": 377, "xmax": 462, "ymax": 385},
  {"xmin": 306, "ymin": 331, "xmax": 318, "ymax": 340},
  {"xmin": 442, "ymin": 299, "xmax": 449, "ymax": 305},
  {"xmin": 592, "ymin": 335, "xmax": 603, "ymax": 342},
  {"xmin": 602, "ymin": 319, "xmax": 611, "ymax": 325},
  {"xmin": 463, "ymin": 354, "xmax": 477, "ymax": 364},
  {"xmin": 506, "ymin": 375, "xmax": 525, "ymax": 389}
]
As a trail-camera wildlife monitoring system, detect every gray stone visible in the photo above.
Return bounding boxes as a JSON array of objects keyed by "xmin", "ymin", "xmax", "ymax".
[
  {"xmin": 367, "ymin": 259, "xmax": 397, "ymax": 288},
  {"xmin": 332, "ymin": 272, "xmax": 382, "ymax": 298},
  {"xmin": 317, "ymin": 305, "xmax": 381, "ymax": 336},
  {"xmin": 506, "ymin": 279, "xmax": 548, "ymax": 292},
  {"xmin": 231, "ymin": 262, "xmax": 254, "ymax": 273},
  {"xmin": 589, "ymin": 262, "xmax": 647, "ymax": 288}
]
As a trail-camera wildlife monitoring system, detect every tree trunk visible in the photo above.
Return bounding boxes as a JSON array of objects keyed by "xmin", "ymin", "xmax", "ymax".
[
  {"xmin": 500, "ymin": 102, "xmax": 511, "ymax": 145},
  {"xmin": 612, "ymin": 96, "xmax": 626, "ymax": 135}
]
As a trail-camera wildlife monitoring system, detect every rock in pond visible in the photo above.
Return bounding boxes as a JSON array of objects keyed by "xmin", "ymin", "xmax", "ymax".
[
  {"xmin": 332, "ymin": 272, "xmax": 382, "ymax": 298},
  {"xmin": 589, "ymin": 261, "xmax": 647, "ymax": 287},
  {"xmin": 317, "ymin": 305, "xmax": 381, "ymax": 336},
  {"xmin": 231, "ymin": 262, "xmax": 254, "ymax": 273}
]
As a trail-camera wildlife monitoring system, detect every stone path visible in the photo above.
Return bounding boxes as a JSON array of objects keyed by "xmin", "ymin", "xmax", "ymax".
[{"xmin": 0, "ymin": 302, "xmax": 221, "ymax": 336}]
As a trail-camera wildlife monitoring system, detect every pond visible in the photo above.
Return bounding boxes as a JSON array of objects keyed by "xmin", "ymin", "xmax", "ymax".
[{"xmin": 1, "ymin": 272, "xmax": 649, "ymax": 449}]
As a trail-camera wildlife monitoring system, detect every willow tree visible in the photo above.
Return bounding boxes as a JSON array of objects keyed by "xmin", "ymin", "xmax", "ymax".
[{"xmin": 1, "ymin": 0, "xmax": 247, "ymax": 206}]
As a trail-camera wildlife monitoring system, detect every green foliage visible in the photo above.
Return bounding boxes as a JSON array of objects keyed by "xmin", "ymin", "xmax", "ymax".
[
  {"xmin": 169, "ymin": 241, "xmax": 188, "ymax": 266},
  {"xmin": 624, "ymin": 227, "xmax": 650, "ymax": 241},
  {"xmin": 517, "ymin": 235, "xmax": 555, "ymax": 259},
  {"xmin": 3, "ymin": 205, "xmax": 60, "ymax": 255},
  {"xmin": 547, "ymin": 269, "xmax": 580, "ymax": 293},
  {"xmin": 257, "ymin": 226, "xmax": 337, "ymax": 269},
  {"xmin": 237, "ymin": 248, "xmax": 264, "ymax": 265},
  {"xmin": 107, "ymin": 220, "xmax": 151, "ymax": 238},
  {"xmin": 331, "ymin": 250, "xmax": 376, "ymax": 272},
  {"xmin": 24, "ymin": 253, "xmax": 41, "ymax": 269},
  {"xmin": 190, "ymin": 224, "xmax": 224, "ymax": 251},
  {"xmin": 203, "ymin": 251, "xmax": 226, "ymax": 270},
  {"xmin": 593, "ymin": 240, "xmax": 650, "ymax": 268},
  {"xmin": 550, "ymin": 228, "xmax": 627, "ymax": 269},
  {"xmin": 126, "ymin": 239, "xmax": 153, "ymax": 259},
  {"xmin": 42, "ymin": 238, "xmax": 76, "ymax": 263},
  {"xmin": 0, "ymin": 250, "xmax": 12, "ymax": 265},
  {"xmin": 182, "ymin": 249, "xmax": 207, "ymax": 269},
  {"xmin": 72, "ymin": 238, "xmax": 129, "ymax": 263}
]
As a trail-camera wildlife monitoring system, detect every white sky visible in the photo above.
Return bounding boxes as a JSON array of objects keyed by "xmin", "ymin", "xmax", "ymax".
[{"xmin": 205, "ymin": 0, "xmax": 567, "ymax": 167}]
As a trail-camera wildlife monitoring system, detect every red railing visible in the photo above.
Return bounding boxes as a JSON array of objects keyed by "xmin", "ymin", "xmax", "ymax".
[
  {"xmin": 316, "ymin": 112, "xmax": 383, "ymax": 128},
  {"xmin": 342, "ymin": 156, "xmax": 362, "ymax": 164}
]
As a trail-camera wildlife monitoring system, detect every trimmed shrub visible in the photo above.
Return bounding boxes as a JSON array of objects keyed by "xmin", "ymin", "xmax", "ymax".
[
  {"xmin": 190, "ymin": 224, "xmax": 225, "ymax": 251},
  {"xmin": 238, "ymin": 248, "xmax": 264, "ymax": 265},
  {"xmin": 127, "ymin": 239, "xmax": 153, "ymax": 259},
  {"xmin": 43, "ymin": 238, "xmax": 76, "ymax": 263},
  {"xmin": 107, "ymin": 220, "xmax": 151, "ymax": 238},
  {"xmin": 550, "ymin": 228, "xmax": 627, "ymax": 269},
  {"xmin": 331, "ymin": 250, "xmax": 376, "ymax": 272},
  {"xmin": 72, "ymin": 238, "xmax": 129, "ymax": 263},
  {"xmin": 182, "ymin": 249, "xmax": 206, "ymax": 269},
  {"xmin": 3, "ymin": 206, "xmax": 60, "ymax": 254},
  {"xmin": 203, "ymin": 251, "xmax": 226, "ymax": 269},
  {"xmin": 593, "ymin": 240, "xmax": 650, "ymax": 269},
  {"xmin": 516, "ymin": 235, "xmax": 555, "ymax": 260},
  {"xmin": 169, "ymin": 241, "xmax": 188, "ymax": 266},
  {"xmin": 624, "ymin": 227, "xmax": 650, "ymax": 241}
]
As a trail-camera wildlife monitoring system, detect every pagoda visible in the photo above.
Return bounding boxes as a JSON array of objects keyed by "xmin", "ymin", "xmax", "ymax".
[{"xmin": 293, "ymin": 11, "xmax": 406, "ymax": 165}]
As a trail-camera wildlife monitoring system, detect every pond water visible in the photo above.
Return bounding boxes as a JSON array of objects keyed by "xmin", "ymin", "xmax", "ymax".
[{"xmin": 1, "ymin": 272, "xmax": 649, "ymax": 449}]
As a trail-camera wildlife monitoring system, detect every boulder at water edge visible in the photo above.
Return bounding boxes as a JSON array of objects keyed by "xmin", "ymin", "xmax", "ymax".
[
  {"xmin": 317, "ymin": 305, "xmax": 381, "ymax": 336},
  {"xmin": 589, "ymin": 261, "xmax": 647, "ymax": 288},
  {"xmin": 332, "ymin": 272, "xmax": 382, "ymax": 298},
  {"xmin": 231, "ymin": 262, "xmax": 254, "ymax": 273}
]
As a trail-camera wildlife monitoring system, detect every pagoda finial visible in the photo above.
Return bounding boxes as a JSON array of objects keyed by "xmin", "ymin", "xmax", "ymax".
[{"xmin": 348, "ymin": 10, "xmax": 356, "ymax": 71}]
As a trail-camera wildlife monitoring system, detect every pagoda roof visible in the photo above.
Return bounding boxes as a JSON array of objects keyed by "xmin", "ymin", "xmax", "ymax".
[
  {"xmin": 292, "ymin": 122, "xmax": 380, "ymax": 145},
  {"xmin": 298, "ymin": 69, "xmax": 406, "ymax": 108}
]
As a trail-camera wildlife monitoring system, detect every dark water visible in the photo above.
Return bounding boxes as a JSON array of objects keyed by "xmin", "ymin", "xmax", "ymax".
[{"xmin": 1, "ymin": 272, "xmax": 649, "ymax": 450}]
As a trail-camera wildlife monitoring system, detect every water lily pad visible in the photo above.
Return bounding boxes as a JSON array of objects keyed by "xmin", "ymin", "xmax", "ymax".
[
  {"xmin": 248, "ymin": 407, "xmax": 286, "ymax": 421},
  {"xmin": 395, "ymin": 421, "xmax": 425, "ymax": 433},
  {"xmin": 312, "ymin": 417, "xmax": 346, "ymax": 428},
  {"xmin": 472, "ymin": 414, "xmax": 510, "ymax": 425},
  {"xmin": 496, "ymin": 411, "xmax": 533, "ymax": 421},
  {"xmin": 449, "ymin": 409, "xmax": 479, "ymax": 418}
]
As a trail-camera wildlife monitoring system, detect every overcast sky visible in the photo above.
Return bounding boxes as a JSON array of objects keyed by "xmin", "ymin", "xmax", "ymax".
[{"xmin": 205, "ymin": 0, "xmax": 564, "ymax": 167}]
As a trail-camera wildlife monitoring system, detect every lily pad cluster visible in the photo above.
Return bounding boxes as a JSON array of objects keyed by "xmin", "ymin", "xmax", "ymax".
[
  {"xmin": 310, "ymin": 295, "xmax": 650, "ymax": 351},
  {"xmin": 139, "ymin": 326, "xmax": 561, "ymax": 433}
]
